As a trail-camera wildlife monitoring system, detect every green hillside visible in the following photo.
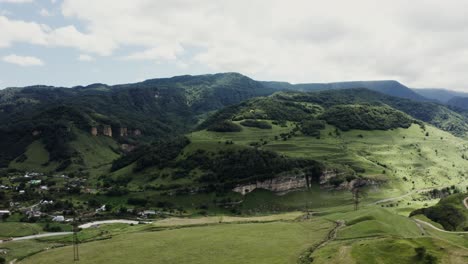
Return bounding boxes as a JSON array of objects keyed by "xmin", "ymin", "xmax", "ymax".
[
  {"xmin": 1, "ymin": 74, "xmax": 467, "ymax": 264},
  {"xmin": 411, "ymin": 193, "xmax": 468, "ymax": 231}
]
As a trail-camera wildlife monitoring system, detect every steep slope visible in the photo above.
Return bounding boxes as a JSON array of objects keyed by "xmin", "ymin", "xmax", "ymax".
[
  {"xmin": 447, "ymin": 96, "xmax": 468, "ymax": 110},
  {"xmin": 202, "ymin": 88, "xmax": 468, "ymax": 137},
  {"xmin": 138, "ymin": 72, "xmax": 278, "ymax": 113},
  {"xmin": 0, "ymin": 73, "xmax": 278, "ymax": 170},
  {"xmin": 108, "ymin": 88, "xmax": 467, "ymax": 198},
  {"xmin": 262, "ymin": 80, "xmax": 428, "ymax": 101},
  {"xmin": 413, "ymin": 88, "xmax": 468, "ymax": 103},
  {"xmin": 282, "ymin": 89, "xmax": 468, "ymax": 137}
]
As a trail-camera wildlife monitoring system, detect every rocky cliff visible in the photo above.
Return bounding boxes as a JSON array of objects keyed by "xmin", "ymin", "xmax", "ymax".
[
  {"xmin": 90, "ymin": 126, "xmax": 141, "ymax": 138},
  {"xmin": 232, "ymin": 169, "xmax": 381, "ymax": 195}
]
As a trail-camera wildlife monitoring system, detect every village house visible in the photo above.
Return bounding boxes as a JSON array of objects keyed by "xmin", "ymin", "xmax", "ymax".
[
  {"xmin": 52, "ymin": 215, "xmax": 65, "ymax": 222},
  {"xmin": 95, "ymin": 205, "xmax": 106, "ymax": 213},
  {"xmin": 139, "ymin": 210, "xmax": 156, "ymax": 217},
  {"xmin": 0, "ymin": 210, "xmax": 11, "ymax": 218}
]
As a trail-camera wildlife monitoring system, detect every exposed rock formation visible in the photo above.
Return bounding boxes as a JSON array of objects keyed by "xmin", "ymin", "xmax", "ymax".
[
  {"xmin": 90, "ymin": 125, "xmax": 141, "ymax": 138},
  {"xmin": 133, "ymin": 129, "xmax": 142, "ymax": 136},
  {"xmin": 232, "ymin": 169, "xmax": 382, "ymax": 195},
  {"xmin": 102, "ymin": 126, "xmax": 112, "ymax": 137},
  {"xmin": 120, "ymin": 144, "xmax": 136, "ymax": 152},
  {"xmin": 233, "ymin": 172, "xmax": 308, "ymax": 195},
  {"xmin": 120, "ymin": 127, "xmax": 128, "ymax": 137},
  {"xmin": 32, "ymin": 130, "xmax": 41, "ymax": 136},
  {"xmin": 91, "ymin": 127, "xmax": 98, "ymax": 136}
]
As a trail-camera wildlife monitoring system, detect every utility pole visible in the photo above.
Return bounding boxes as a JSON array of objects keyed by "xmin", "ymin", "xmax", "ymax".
[
  {"xmin": 72, "ymin": 206, "xmax": 79, "ymax": 261},
  {"xmin": 352, "ymin": 188, "xmax": 361, "ymax": 211}
]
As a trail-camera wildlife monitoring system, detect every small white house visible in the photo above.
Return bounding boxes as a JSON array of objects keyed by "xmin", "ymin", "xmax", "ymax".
[
  {"xmin": 52, "ymin": 215, "xmax": 65, "ymax": 222},
  {"xmin": 140, "ymin": 210, "xmax": 156, "ymax": 217},
  {"xmin": 95, "ymin": 205, "xmax": 106, "ymax": 213},
  {"xmin": 0, "ymin": 210, "xmax": 11, "ymax": 216}
]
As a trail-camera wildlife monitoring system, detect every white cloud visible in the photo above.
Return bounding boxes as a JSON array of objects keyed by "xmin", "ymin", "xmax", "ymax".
[
  {"xmin": 46, "ymin": 25, "xmax": 116, "ymax": 55},
  {"xmin": 3, "ymin": 1, "xmax": 468, "ymax": 90},
  {"xmin": 39, "ymin": 8, "xmax": 52, "ymax": 17},
  {"xmin": 0, "ymin": 16, "xmax": 49, "ymax": 48},
  {"xmin": 2, "ymin": 54, "xmax": 44, "ymax": 66},
  {"xmin": 123, "ymin": 44, "xmax": 183, "ymax": 61},
  {"xmin": 78, "ymin": 54, "xmax": 94, "ymax": 61},
  {"xmin": 53, "ymin": 0, "xmax": 468, "ymax": 91},
  {"xmin": 0, "ymin": 0, "xmax": 34, "ymax": 3}
]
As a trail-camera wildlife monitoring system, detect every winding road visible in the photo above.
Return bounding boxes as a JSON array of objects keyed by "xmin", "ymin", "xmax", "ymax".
[
  {"xmin": 412, "ymin": 196, "xmax": 468, "ymax": 234},
  {"xmin": 0, "ymin": 219, "xmax": 143, "ymax": 243}
]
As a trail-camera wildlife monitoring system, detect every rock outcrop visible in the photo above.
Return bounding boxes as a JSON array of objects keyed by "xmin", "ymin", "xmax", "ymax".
[
  {"xmin": 120, "ymin": 127, "xmax": 128, "ymax": 137},
  {"xmin": 232, "ymin": 169, "xmax": 382, "ymax": 195},
  {"xmin": 233, "ymin": 172, "xmax": 308, "ymax": 195},
  {"xmin": 90, "ymin": 125, "xmax": 141, "ymax": 138},
  {"xmin": 91, "ymin": 127, "xmax": 98, "ymax": 136},
  {"xmin": 102, "ymin": 126, "xmax": 112, "ymax": 137},
  {"xmin": 133, "ymin": 129, "xmax": 142, "ymax": 136}
]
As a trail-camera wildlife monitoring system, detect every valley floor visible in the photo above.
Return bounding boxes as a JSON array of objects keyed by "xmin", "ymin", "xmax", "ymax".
[{"xmin": 5, "ymin": 195, "xmax": 467, "ymax": 264}]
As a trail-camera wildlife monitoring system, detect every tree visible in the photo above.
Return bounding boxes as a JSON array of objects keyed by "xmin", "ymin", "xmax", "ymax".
[
  {"xmin": 351, "ymin": 180, "xmax": 367, "ymax": 211},
  {"xmin": 415, "ymin": 247, "xmax": 426, "ymax": 260},
  {"xmin": 0, "ymin": 256, "xmax": 5, "ymax": 264}
]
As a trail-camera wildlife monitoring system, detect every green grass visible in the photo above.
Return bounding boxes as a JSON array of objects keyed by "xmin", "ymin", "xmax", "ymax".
[
  {"xmin": 311, "ymin": 207, "xmax": 468, "ymax": 263},
  {"xmin": 21, "ymin": 218, "xmax": 334, "ymax": 264},
  {"xmin": 67, "ymin": 129, "xmax": 120, "ymax": 177},
  {"xmin": 0, "ymin": 222, "xmax": 43, "ymax": 239},
  {"xmin": 9, "ymin": 141, "xmax": 57, "ymax": 172},
  {"xmin": 190, "ymin": 122, "xmax": 468, "ymax": 195}
]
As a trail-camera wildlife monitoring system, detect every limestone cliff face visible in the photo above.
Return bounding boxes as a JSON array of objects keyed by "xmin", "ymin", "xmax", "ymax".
[
  {"xmin": 91, "ymin": 127, "xmax": 98, "ymax": 136},
  {"xmin": 90, "ymin": 125, "xmax": 141, "ymax": 138},
  {"xmin": 133, "ymin": 129, "xmax": 142, "ymax": 136},
  {"xmin": 231, "ymin": 169, "xmax": 380, "ymax": 195},
  {"xmin": 120, "ymin": 127, "xmax": 128, "ymax": 137},
  {"xmin": 102, "ymin": 126, "xmax": 112, "ymax": 137},
  {"xmin": 120, "ymin": 143, "xmax": 136, "ymax": 152},
  {"xmin": 233, "ymin": 172, "xmax": 309, "ymax": 195}
]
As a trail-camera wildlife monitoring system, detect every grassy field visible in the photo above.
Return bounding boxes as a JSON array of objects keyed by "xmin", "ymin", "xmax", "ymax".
[
  {"xmin": 308, "ymin": 207, "xmax": 468, "ymax": 263},
  {"xmin": 9, "ymin": 129, "xmax": 119, "ymax": 177},
  {"xmin": 189, "ymin": 122, "xmax": 468, "ymax": 194},
  {"xmin": 20, "ymin": 218, "xmax": 334, "ymax": 264},
  {"xmin": 11, "ymin": 205, "xmax": 467, "ymax": 264},
  {"xmin": 9, "ymin": 141, "xmax": 58, "ymax": 172},
  {"xmin": 0, "ymin": 222, "xmax": 43, "ymax": 239}
]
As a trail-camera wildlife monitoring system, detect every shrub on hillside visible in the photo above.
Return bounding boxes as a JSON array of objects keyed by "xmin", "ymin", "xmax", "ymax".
[
  {"xmin": 239, "ymin": 119, "xmax": 272, "ymax": 129},
  {"xmin": 300, "ymin": 120, "xmax": 326, "ymax": 137},
  {"xmin": 321, "ymin": 104, "xmax": 414, "ymax": 131},
  {"xmin": 207, "ymin": 120, "xmax": 242, "ymax": 132}
]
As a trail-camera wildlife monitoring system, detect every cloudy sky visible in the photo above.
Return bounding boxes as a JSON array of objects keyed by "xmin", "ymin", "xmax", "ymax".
[{"xmin": 1, "ymin": 0, "xmax": 468, "ymax": 91}]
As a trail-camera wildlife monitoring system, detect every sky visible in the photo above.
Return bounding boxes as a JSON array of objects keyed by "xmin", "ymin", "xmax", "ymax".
[{"xmin": 1, "ymin": 0, "xmax": 468, "ymax": 92}]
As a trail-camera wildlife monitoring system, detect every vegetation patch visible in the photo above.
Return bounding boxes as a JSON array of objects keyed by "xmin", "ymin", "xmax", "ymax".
[
  {"xmin": 207, "ymin": 120, "xmax": 242, "ymax": 132},
  {"xmin": 410, "ymin": 193, "xmax": 467, "ymax": 231},
  {"xmin": 322, "ymin": 104, "xmax": 414, "ymax": 131},
  {"xmin": 239, "ymin": 120, "xmax": 272, "ymax": 129}
]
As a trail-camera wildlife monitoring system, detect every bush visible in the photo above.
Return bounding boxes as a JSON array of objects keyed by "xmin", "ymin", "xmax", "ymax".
[
  {"xmin": 322, "ymin": 104, "xmax": 414, "ymax": 131},
  {"xmin": 127, "ymin": 197, "xmax": 148, "ymax": 206},
  {"xmin": 300, "ymin": 120, "xmax": 325, "ymax": 136},
  {"xmin": 207, "ymin": 120, "xmax": 242, "ymax": 132},
  {"xmin": 239, "ymin": 119, "xmax": 272, "ymax": 129}
]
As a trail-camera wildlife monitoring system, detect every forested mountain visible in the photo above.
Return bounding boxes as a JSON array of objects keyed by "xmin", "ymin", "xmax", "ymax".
[
  {"xmin": 413, "ymin": 88, "xmax": 468, "ymax": 103},
  {"xmin": 1, "ymin": 73, "xmax": 467, "ymax": 174},
  {"xmin": 447, "ymin": 96, "xmax": 468, "ymax": 110},
  {"xmin": 202, "ymin": 88, "xmax": 468, "ymax": 137},
  {"xmin": 262, "ymin": 80, "xmax": 428, "ymax": 102},
  {"xmin": 0, "ymin": 73, "xmax": 281, "ymax": 168}
]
